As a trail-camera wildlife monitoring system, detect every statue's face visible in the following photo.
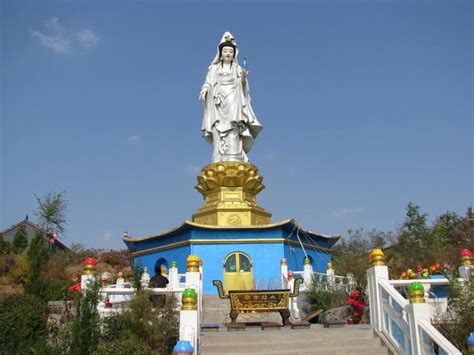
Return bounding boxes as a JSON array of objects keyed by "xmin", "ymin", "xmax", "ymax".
[{"xmin": 221, "ymin": 46, "xmax": 235, "ymax": 63}]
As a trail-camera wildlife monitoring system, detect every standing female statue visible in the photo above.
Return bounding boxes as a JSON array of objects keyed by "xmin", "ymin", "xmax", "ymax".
[{"xmin": 199, "ymin": 32, "xmax": 263, "ymax": 163}]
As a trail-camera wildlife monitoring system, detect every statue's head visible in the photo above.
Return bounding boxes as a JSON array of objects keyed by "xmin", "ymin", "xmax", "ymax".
[{"xmin": 219, "ymin": 42, "xmax": 236, "ymax": 63}]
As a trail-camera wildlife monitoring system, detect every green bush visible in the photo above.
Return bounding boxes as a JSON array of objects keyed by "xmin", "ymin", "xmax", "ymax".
[
  {"xmin": 7, "ymin": 254, "xmax": 28, "ymax": 284},
  {"xmin": 69, "ymin": 282, "xmax": 101, "ymax": 355},
  {"xmin": 97, "ymin": 336, "xmax": 154, "ymax": 355},
  {"xmin": 306, "ymin": 276, "xmax": 349, "ymax": 312},
  {"xmin": 0, "ymin": 235, "xmax": 11, "ymax": 255},
  {"xmin": 100, "ymin": 289, "xmax": 179, "ymax": 354},
  {"xmin": 12, "ymin": 226, "xmax": 28, "ymax": 253},
  {"xmin": 0, "ymin": 293, "xmax": 48, "ymax": 353},
  {"xmin": 434, "ymin": 273, "xmax": 474, "ymax": 354}
]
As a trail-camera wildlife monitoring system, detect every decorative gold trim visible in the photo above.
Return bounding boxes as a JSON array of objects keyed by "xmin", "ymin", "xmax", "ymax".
[
  {"xmin": 123, "ymin": 219, "xmax": 293, "ymax": 242},
  {"xmin": 131, "ymin": 237, "xmax": 331, "ymax": 257}
]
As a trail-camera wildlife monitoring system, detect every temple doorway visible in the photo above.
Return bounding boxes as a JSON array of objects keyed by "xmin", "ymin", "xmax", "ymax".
[{"xmin": 223, "ymin": 251, "xmax": 253, "ymax": 291}]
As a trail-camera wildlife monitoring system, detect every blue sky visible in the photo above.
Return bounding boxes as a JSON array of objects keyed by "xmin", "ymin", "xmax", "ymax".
[{"xmin": 1, "ymin": 0, "xmax": 472, "ymax": 249}]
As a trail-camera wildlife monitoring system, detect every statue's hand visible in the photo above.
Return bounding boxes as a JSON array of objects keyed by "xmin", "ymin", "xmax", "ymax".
[
  {"xmin": 241, "ymin": 70, "xmax": 248, "ymax": 84},
  {"xmin": 199, "ymin": 88, "xmax": 208, "ymax": 101}
]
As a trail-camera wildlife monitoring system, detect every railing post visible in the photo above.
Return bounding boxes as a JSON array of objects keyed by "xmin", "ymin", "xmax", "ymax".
[
  {"xmin": 180, "ymin": 255, "xmax": 201, "ymax": 354},
  {"xmin": 367, "ymin": 249, "xmax": 389, "ymax": 332},
  {"xmin": 81, "ymin": 257, "xmax": 97, "ymax": 291},
  {"xmin": 199, "ymin": 259, "xmax": 203, "ymax": 319},
  {"xmin": 303, "ymin": 257, "xmax": 313, "ymax": 289},
  {"xmin": 406, "ymin": 282, "xmax": 431, "ymax": 355},
  {"xmin": 326, "ymin": 262, "xmax": 335, "ymax": 289},
  {"xmin": 179, "ymin": 288, "xmax": 198, "ymax": 354},
  {"xmin": 459, "ymin": 248, "xmax": 472, "ymax": 278},
  {"xmin": 281, "ymin": 258, "xmax": 288, "ymax": 288},
  {"xmin": 169, "ymin": 261, "xmax": 179, "ymax": 289},
  {"xmin": 140, "ymin": 267, "xmax": 150, "ymax": 288}
]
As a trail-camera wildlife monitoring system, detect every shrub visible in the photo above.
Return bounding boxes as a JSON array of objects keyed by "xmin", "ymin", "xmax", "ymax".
[
  {"xmin": 12, "ymin": 226, "xmax": 28, "ymax": 253},
  {"xmin": 100, "ymin": 289, "xmax": 179, "ymax": 354},
  {"xmin": 0, "ymin": 293, "xmax": 48, "ymax": 353},
  {"xmin": 97, "ymin": 337, "xmax": 153, "ymax": 354},
  {"xmin": 7, "ymin": 254, "xmax": 28, "ymax": 284},
  {"xmin": 25, "ymin": 232, "xmax": 51, "ymax": 301},
  {"xmin": 434, "ymin": 273, "xmax": 474, "ymax": 354},
  {"xmin": 69, "ymin": 282, "xmax": 101, "ymax": 355},
  {"xmin": 0, "ymin": 235, "xmax": 11, "ymax": 255},
  {"xmin": 306, "ymin": 276, "xmax": 349, "ymax": 312}
]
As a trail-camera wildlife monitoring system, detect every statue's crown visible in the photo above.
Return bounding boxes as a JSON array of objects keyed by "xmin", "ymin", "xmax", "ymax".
[{"xmin": 224, "ymin": 33, "xmax": 234, "ymax": 43}]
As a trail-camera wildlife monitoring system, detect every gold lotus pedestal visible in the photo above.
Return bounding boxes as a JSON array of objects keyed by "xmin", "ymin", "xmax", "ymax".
[{"xmin": 192, "ymin": 162, "xmax": 272, "ymax": 227}]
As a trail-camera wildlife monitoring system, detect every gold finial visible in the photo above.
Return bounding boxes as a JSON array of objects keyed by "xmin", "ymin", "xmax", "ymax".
[
  {"xmin": 83, "ymin": 257, "xmax": 97, "ymax": 275},
  {"xmin": 368, "ymin": 249, "xmax": 385, "ymax": 266},
  {"xmin": 181, "ymin": 288, "xmax": 198, "ymax": 310},
  {"xmin": 408, "ymin": 282, "xmax": 425, "ymax": 304},
  {"xmin": 186, "ymin": 255, "xmax": 200, "ymax": 272},
  {"xmin": 327, "ymin": 262, "xmax": 334, "ymax": 270}
]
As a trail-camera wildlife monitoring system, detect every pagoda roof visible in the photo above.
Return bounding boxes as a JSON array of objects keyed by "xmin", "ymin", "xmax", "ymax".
[{"xmin": 123, "ymin": 219, "xmax": 341, "ymax": 251}]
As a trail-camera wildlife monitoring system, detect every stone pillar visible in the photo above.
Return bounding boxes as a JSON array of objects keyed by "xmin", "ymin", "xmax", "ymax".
[
  {"xmin": 81, "ymin": 257, "xmax": 97, "ymax": 292},
  {"xmin": 303, "ymin": 257, "xmax": 313, "ymax": 289},
  {"xmin": 367, "ymin": 249, "xmax": 389, "ymax": 331},
  {"xmin": 179, "ymin": 288, "xmax": 198, "ymax": 354},
  {"xmin": 280, "ymin": 258, "xmax": 288, "ymax": 288}
]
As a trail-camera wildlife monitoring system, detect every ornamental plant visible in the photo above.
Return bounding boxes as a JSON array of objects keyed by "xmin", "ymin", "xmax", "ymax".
[
  {"xmin": 399, "ymin": 261, "xmax": 449, "ymax": 280},
  {"xmin": 347, "ymin": 289, "xmax": 365, "ymax": 324}
]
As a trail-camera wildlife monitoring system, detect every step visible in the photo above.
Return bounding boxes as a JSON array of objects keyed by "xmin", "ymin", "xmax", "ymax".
[
  {"xmin": 201, "ymin": 327, "xmax": 376, "ymax": 344},
  {"xmin": 202, "ymin": 335, "xmax": 383, "ymax": 351},
  {"xmin": 201, "ymin": 344, "xmax": 389, "ymax": 355}
]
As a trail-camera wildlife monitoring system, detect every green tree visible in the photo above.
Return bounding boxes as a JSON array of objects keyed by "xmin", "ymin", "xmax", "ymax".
[
  {"xmin": 332, "ymin": 228, "xmax": 394, "ymax": 287},
  {"xmin": 0, "ymin": 234, "xmax": 11, "ymax": 254},
  {"xmin": 35, "ymin": 191, "xmax": 68, "ymax": 234},
  {"xmin": 24, "ymin": 231, "xmax": 51, "ymax": 301},
  {"xmin": 394, "ymin": 202, "xmax": 431, "ymax": 265},
  {"xmin": 69, "ymin": 282, "xmax": 101, "ymax": 355},
  {"xmin": 12, "ymin": 226, "xmax": 28, "ymax": 253}
]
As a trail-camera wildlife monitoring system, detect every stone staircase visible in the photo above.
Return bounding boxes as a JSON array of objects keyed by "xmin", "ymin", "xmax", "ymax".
[
  {"xmin": 200, "ymin": 325, "xmax": 391, "ymax": 355},
  {"xmin": 201, "ymin": 295, "xmax": 391, "ymax": 355}
]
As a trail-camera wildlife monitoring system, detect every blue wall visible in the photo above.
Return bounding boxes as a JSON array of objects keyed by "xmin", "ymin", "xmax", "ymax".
[
  {"xmin": 192, "ymin": 242, "xmax": 284, "ymax": 294},
  {"xmin": 130, "ymin": 222, "xmax": 334, "ymax": 294},
  {"xmin": 134, "ymin": 245, "xmax": 190, "ymax": 277},
  {"xmin": 284, "ymin": 244, "xmax": 331, "ymax": 274}
]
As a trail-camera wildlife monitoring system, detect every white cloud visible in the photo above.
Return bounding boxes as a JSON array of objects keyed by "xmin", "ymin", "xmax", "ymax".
[
  {"xmin": 128, "ymin": 135, "xmax": 142, "ymax": 143},
  {"xmin": 77, "ymin": 29, "xmax": 100, "ymax": 49},
  {"xmin": 31, "ymin": 17, "xmax": 99, "ymax": 54},
  {"xmin": 103, "ymin": 232, "xmax": 113, "ymax": 241},
  {"xmin": 331, "ymin": 207, "xmax": 365, "ymax": 218}
]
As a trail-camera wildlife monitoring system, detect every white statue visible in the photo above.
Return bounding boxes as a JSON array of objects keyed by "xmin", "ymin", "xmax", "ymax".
[{"xmin": 199, "ymin": 32, "xmax": 263, "ymax": 162}]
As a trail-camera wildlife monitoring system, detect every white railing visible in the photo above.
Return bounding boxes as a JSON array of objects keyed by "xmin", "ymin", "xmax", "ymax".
[
  {"xmin": 281, "ymin": 261, "xmax": 355, "ymax": 320},
  {"xmin": 282, "ymin": 263, "xmax": 355, "ymax": 293},
  {"xmin": 98, "ymin": 287, "xmax": 184, "ymax": 317},
  {"xmin": 367, "ymin": 262, "xmax": 469, "ymax": 355},
  {"xmin": 81, "ymin": 257, "xmax": 203, "ymax": 355}
]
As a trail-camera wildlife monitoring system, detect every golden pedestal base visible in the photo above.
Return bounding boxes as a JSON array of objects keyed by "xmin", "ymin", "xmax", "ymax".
[{"xmin": 192, "ymin": 162, "xmax": 272, "ymax": 227}]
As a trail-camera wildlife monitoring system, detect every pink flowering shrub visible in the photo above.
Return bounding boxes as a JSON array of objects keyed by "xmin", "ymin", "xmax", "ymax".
[{"xmin": 347, "ymin": 289, "xmax": 365, "ymax": 324}]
